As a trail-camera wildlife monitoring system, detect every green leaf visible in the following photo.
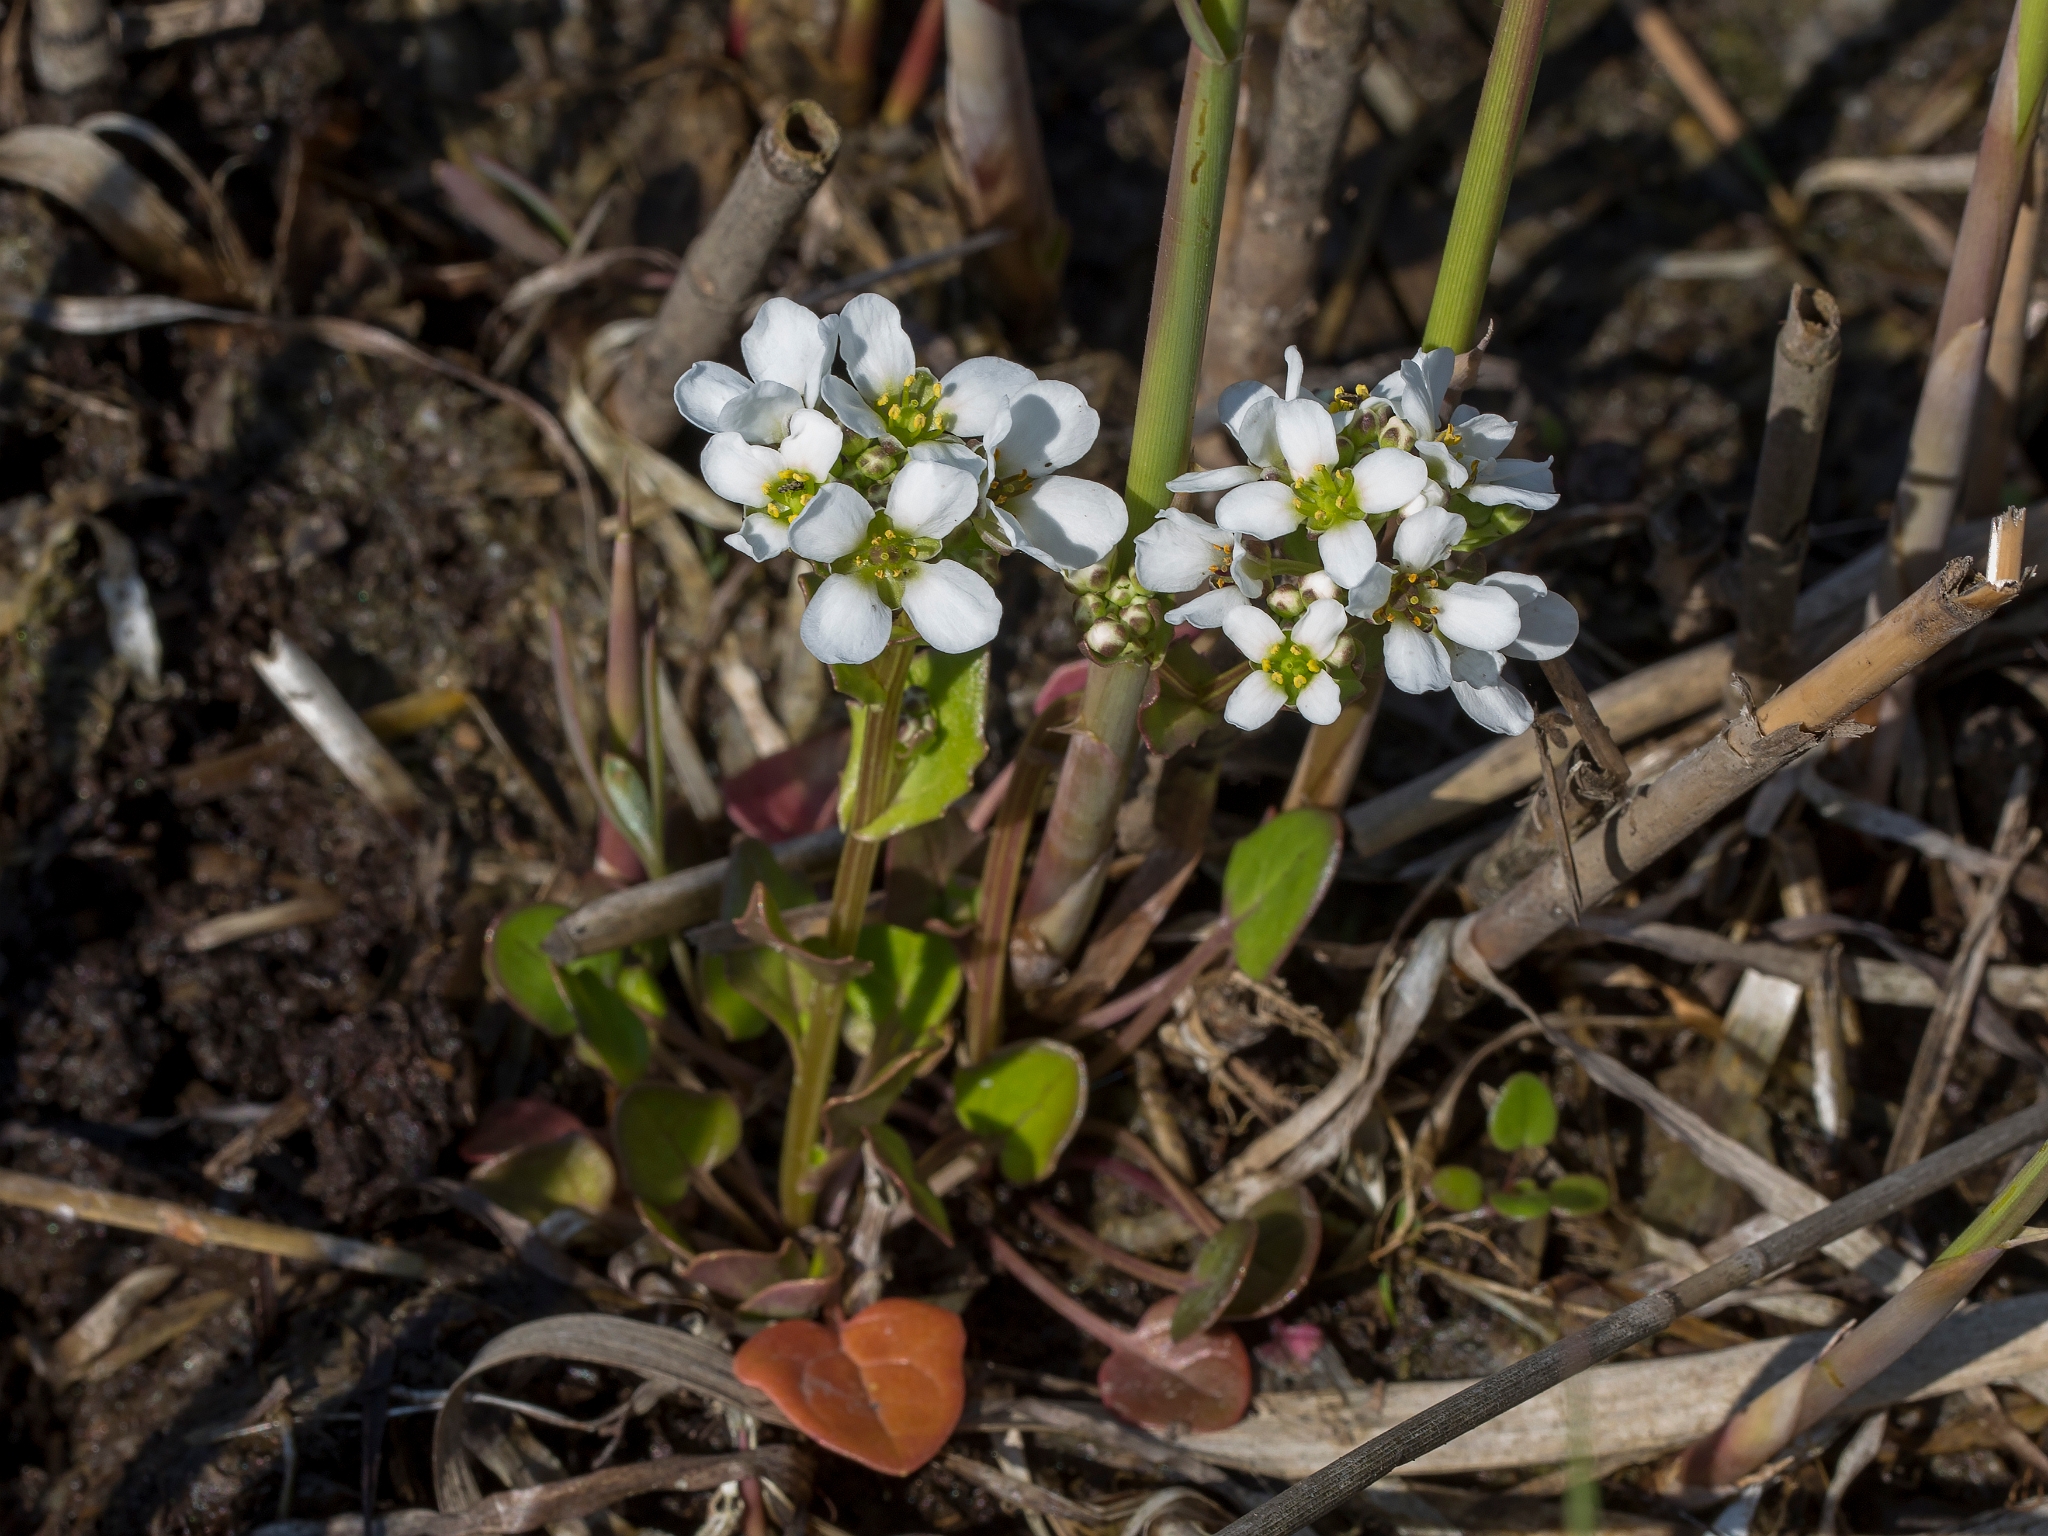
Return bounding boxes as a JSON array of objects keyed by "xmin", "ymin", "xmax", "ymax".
[
  {"xmin": 846, "ymin": 924, "xmax": 961, "ymax": 1062},
  {"xmin": 1489, "ymin": 1178, "xmax": 1552, "ymax": 1222},
  {"xmin": 611, "ymin": 1083, "xmax": 742, "ymax": 1210},
  {"xmin": 556, "ymin": 967, "xmax": 650, "ymax": 1086},
  {"xmin": 850, "ymin": 648, "xmax": 991, "ymax": 840},
  {"xmin": 734, "ymin": 884, "xmax": 868, "ymax": 986},
  {"xmin": 1546, "ymin": 1174, "xmax": 1611, "ymax": 1218},
  {"xmin": 1142, "ymin": 690, "xmax": 1223, "ymax": 756},
  {"xmin": 722, "ymin": 945, "xmax": 803, "ymax": 1046},
  {"xmin": 701, "ymin": 953, "xmax": 772, "ymax": 1042},
  {"xmin": 1171, "ymin": 1219, "xmax": 1256, "ymax": 1341},
  {"xmin": 1430, "ymin": 1165, "xmax": 1485, "ymax": 1213},
  {"xmin": 1453, "ymin": 499, "xmax": 1534, "ymax": 550},
  {"xmin": 602, "ymin": 753, "xmax": 660, "ymax": 869},
  {"xmin": 1488, "ymin": 1073, "xmax": 1558, "ymax": 1152},
  {"xmin": 616, "ymin": 964, "xmax": 669, "ymax": 1020},
  {"xmin": 953, "ymin": 1040, "xmax": 1088, "ymax": 1185},
  {"xmin": 486, "ymin": 904, "xmax": 576, "ymax": 1036},
  {"xmin": 1224, "ymin": 1184, "xmax": 1321, "ymax": 1319},
  {"xmin": 867, "ymin": 1124, "xmax": 953, "ymax": 1244},
  {"xmin": 1377, "ymin": 1269, "xmax": 1396, "ymax": 1323},
  {"xmin": 469, "ymin": 1131, "xmax": 616, "ymax": 1223},
  {"xmin": 823, "ymin": 1026, "xmax": 953, "ymax": 1146},
  {"xmin": 1223, "ymin": 808, "xmax": 1343, "ymax": 982}
]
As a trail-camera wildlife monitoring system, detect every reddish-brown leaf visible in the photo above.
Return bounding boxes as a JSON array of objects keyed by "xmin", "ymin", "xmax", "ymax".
[
  {"xmin": 724, "ymin": 731, "xmax": 848, "ymax": 842},
  {"xmin": 459, "ymin": 1098, "xmax": 587, "ymax": 1163},
  {"xmin": 733, "ymin": 1298, "xmax": 966, "ymax": 1476},
  {"xmin": 1096, "ymin": 1299, "xmax": 1251, "ymax": 1435}
]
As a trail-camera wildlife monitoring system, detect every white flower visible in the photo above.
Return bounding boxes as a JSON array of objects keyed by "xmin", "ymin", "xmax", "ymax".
[
  {"xmin": 704, "ymin": 409, "xmax": 846, "ymax": 560},
  {"xmin": 1373, "ymin": 348, "xmax": 1560, "ymax": 514},
  {"xmin": 1166, "ymin": 346, "xmax": 1308, "ymax": 494},
  {"xmin": 980, "ymin": 382, "xmax": 1127, "ymax": 572},
  {"xmin": 1220, "ymin": 598, "xmax": 1349, "ymax": 730},
  {"xmin": 1483, "ymin": 571, "xmax": 1579, "ymax": 660},
  {"xmin": 1134, "ymin": 510, "xmax": 1262, "ymax": 628},
  {"xmin": 817, "ymin": 293, "xmax": 1039, "ymax": 450},
  {"xmin": 1345, "ymin": 506, "xmax": 1531, "ymax": 734},
  {"xmin": 674, "ymin": 298, "xmax": 837, "ymax": 443},
  {"xmin": 789, "ymin": 459, "xmax": 1000, "ymax": 665}
]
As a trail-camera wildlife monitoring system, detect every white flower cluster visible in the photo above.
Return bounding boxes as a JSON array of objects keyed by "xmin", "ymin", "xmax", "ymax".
[
  {"xmin": 677, "ymin": 294, "xmax": 1127, "ymax": 667},
  {"xmin": 1136, "ymin": 346, "xmax": 1578, "ymax": 737}
]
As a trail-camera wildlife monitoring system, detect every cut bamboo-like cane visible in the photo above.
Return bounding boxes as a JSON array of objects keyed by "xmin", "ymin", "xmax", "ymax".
[
  {"xmin": 251, "ymin": 631, "xmax": 426, "ymax": 835},
  {"xmin": 1465, "ymin": 512, "xmax": 2028, "ymax": 975},
  {"xmin": 1196, "ymin": 1098, "xmax": 2048, "ymax": 1531},
  {"xmin": 30, "ymin": 0, "xmax": 114, "ymax": 93},
  {"xmin": 607, "ymin": 103, "xmax": 840, "ymax": 450},
  {"xmin": 0, "ymin": 1169, "xmax": 427, "ymax": 1278},
  {"xmin": 1736, "ymin": 286, "xmax": 1840, "ymax": 694}
]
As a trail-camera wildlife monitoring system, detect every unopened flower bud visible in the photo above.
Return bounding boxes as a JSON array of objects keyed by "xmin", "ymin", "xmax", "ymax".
[
  {"xmin": 864, "ymin": 479, "xmax": 892, "ymax": 508},
  {"xmin": 1067, "ymin": 562, "xmax": 1113, "ymax": 595},
  {"xmin": 1074, "ymin": 594, "xmax": 1109, "ymax": 624},
  {"xmin": 1303, "ymin": 571, "xmax": 1341, "ymax": 603},
  {"xmin": 1084, "ymin": 619, "xmax": 1131, "ymax": 661},
  {"xmin": 1267, "ymin": 584, "xmax": 1307, "ymax": 620},
  {"xmin": 856, "ymin": 444, "xmax": 897, "ymax": 479},
  {"xmin": 1327, "ymin": 635, "xmax": 1358, "ymax": 669},
  {"xmin": 1379, "ymin": 418, "xmax": 1417, "ymax": 452},
  {"xmin": 1122, "ymin": 602, "xmax": 1157, "ymax": 638}
]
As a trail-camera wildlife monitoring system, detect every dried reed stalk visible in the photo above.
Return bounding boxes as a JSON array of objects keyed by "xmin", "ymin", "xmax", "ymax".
[{"xmin": 30, "ymin": 0, "xmax": 113, "ymax": 93}]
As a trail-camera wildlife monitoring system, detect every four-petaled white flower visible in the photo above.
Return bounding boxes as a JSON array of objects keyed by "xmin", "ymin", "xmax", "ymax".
[
  {"xmin": 1375, "ymin": 347, "xmax": 1560, "ymax": 515},
  {"xmin": 790, "ymin": 459, "xmax": 1000, "ymax": 666},
  {"xmin": 1221, "ymin": 598, "xmax": 1350, "ymax": 730},
  {"xmin": 1134, "ymin": 509, "xmax": 1262, "ymax": 627},
  {"xmin": 820, "ymin": 293, "xmax": 1033, "ymax": 448},
  {"xmin": 674, "ymin": 298, "xmax": 837, "ymax": 445},
  {"xmin": 979, "ymin": 382, "xmax": 1127, "ymax": 572},
  {"xmin": 703, "ymin": 409, "xmax": 846, "ymax": 561}
]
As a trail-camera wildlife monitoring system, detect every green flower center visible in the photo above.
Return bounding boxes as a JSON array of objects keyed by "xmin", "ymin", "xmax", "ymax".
[
  {"xmin": 765, "ymin": 469, "xmax": 821, "ymax": 523},
  {"xmin": 875, "ymin": 371, "xmax": 950, "ymax": 446},
  {"xmin": 1259, "ymin": 639, "xmax": 1323, "ymax": 700},
  {"xmin": 1372, "ymin": 569, "xmax": 1441, "ymax": 630},
  {"xmin": 846, "ymin": 526, "xmax": 925, "ymax": 582},
  {"xmin": 1291, "ymin": 464, "xmax": 1359, "ymax": 533}
]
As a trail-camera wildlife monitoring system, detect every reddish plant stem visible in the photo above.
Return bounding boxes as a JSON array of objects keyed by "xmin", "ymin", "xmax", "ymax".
[
  {"xmin": 1080, "ymin": 1120, "xmax": 1221, "ymax": 1236},
  {"xmin": 1028, "ymin": 1201, "xmax": 1192, "ymax": 1291},
  {"xmin": 879, "ymin": 0, "xmax": 945, "ymax": 127},
  {"xmin": 988, "ymin": 1233, "xmax": 1137, "ymax": 1355}
]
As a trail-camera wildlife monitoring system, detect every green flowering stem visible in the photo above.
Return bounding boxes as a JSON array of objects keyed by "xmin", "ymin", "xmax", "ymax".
[
  {"xmin": 777, "ymin": 637, "xmax": 917, "ymax": 1227},
  {"xmin": 1421, "ymin": 0, "xmax": 1552, "ymax": 354},
  {"xmin": 1011, "ymin": 0, "xmax": 1248, "ymax": 985}
]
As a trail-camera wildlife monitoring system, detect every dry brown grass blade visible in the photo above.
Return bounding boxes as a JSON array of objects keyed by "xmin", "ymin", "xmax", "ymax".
[
  {"xmin": 252, "ymin": 632, "xmax": 427, "ymax": 834},
  {"xmin": 44, "ymin": 1264, "xmax": 180, "ymax": 1383},
  {"xmin": 0, "ymin": 126, "xmax": 228, "ymax": 297}
]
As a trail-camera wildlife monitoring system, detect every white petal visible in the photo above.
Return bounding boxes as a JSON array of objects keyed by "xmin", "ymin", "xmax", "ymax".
[
  {"xmin": 1222, "ymin": 603, "xmax": 1285, "ymax": 664},
  {"xmin": 988, "ymin": 380, "xmax": 1099, "ymax": 478},
  {"xmin": 1345, "ymin": 563, "xmax": 1393, "ymax": 616},
  {"xmin": 1220, "ymin": 381, "xmax": 1279, "ymax": 460},
  {"xmin": 1432, "ymin": 582, "xmax": 1523, "ymax": 652},
  {"xmin": 1352, "ymin": 447, "xmax": 1429, "ymax": 515},
  {"xmin": 820, "ymin": 375, "xmax": 886, "ymax": 439},
  {"xmin": 1501, "ymin": 589, "xmax": 1579, "ymax": 661},
  {"xmin": 1283, "ymin": 345, "xmax": 1305, "ymax": 402},
  {"xmin": 887, "ymin": 459, "xmax": 981, "ymax": 540},
  {"xmin": 1316, "ymin": 520, "xmax": 1381, "ymax": 590},
  {"xmin": 716, "ymin": 380, "xmax": 803, "ymax": 444},
  {"xmin": 801, "ymin": 574, "xmax": 894, "ymax": 665},
  {"xmin": 1464, "ymin": 455, "xmax": 1560, "ymax": 510},
  {"xmin": 907, "ymin": 440, "xmax": 988, "ymax": 480},
  {"xmin": 778, "ymin": 410, "xmax": 844, "ymax": 480},
  {"xmin": 789, "ymin": 482, "xmax": 874, "ymax": 563},
  {"xmin": 1291, "ymin": 598, "xmax": 1348, "ymax": 660},
  {"xmin": 1163, "ymin": 587, "xmax": 1248, "ymax": 627},
  {"xmin": 1230, "ymin": 392, "xmax": 1284, "ymax": 470},
  {"xmin": 901, "ymin": 560, "xmax": 1001, "ymax": 653},
  {"xmin": 701, "ymin": 434, "xmax": 781, "ymax": 507},
  {"xmin": 1166, "ymin": 464, "xmax": 1261, "ymax": 493},
  {"xmin": 1404, "ymin": 348, "xmax": 1457, "ymax": 432},
  {"xmin": 1134, "ymin": 509, "xmax": 1229, "ymax": 593},
  {"xmin": 726, "ymin": 512, "xmax": 794, "ymax": 561},
  {"xmin": 996, "ymin": 476, "xmax": 1127, "ymax": 570},
  {"xmin": 1273, "ymin": 398, "xmax": 1339, "ymax": 476},
  {"xmin": 1449, "ymin": 405, "xmax": 1517, "ymax": 461},
  {"xmin": 833, "ymin": 292, "xmax": 917, "ymax": 402},
  {"xmin": 674, "ymin": 361, "xmax": 750, "ymax": 434},
  {"xmin": 1383, "ymin": 621, "xmax": 1450, "ymax": 693},
  {"xmin": 1415, "ymin": 439, "xmax": 1469, "ymax": 489},
  {"xmin": 1230, "ymin": 547, "xmax": 1265, "ymax": 597},
  {"xmin": 1224, "ymin": 673, "xmax": 1288, "ymax": 731},
  {"xmin": 1448, "ymin": 647, "xmax": 1534, "ymax": 736},
  {"xmin": 938, "ymin": 355, "xmax": 1037, "ymax": 437},
  {"xmin": 1391, "ymin": 505, "xmax": 1466, "ymax": 571},
  {"xmin": 1481, "ymin": 569, "xmax": 1548, "ymax": 603},
  {"xmin": 742, "ymin": 298, "xmax": 835, "ymax": 405},
  {"xmin": 1297, "ymin": 671, "xmax": 1342, "ymax": 725},
  {"xmin": 1216, "ymin": 480, "xmax": 1303, "ymax": 540}
]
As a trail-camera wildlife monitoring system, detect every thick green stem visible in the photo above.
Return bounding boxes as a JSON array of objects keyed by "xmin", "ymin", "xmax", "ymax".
[
  {"xmin": 1420, "ymin": 0, "xmax": 1551, "ymax": 353},
  {"xmin": 778, "ymin": 640, "xmax": 916, "ymax": 1227}
]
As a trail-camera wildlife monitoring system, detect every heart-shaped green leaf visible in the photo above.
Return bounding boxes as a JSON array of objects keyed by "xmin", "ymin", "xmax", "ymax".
[
  {"xmin": 1546, "ymin": 1174, "xmax": 1611, "ymax": 1218},
  {"xmin": 468, "ymin": 1131, "xmax": 616, "ymax": 1223},
  {"xmin": 602, "ymin": 752, "xmax": 660, "ymax": 870},
  {"xmin": 953, "ymin": 1040, "xmax": 1088, "ymax": 1185},
  {"xmin": 1224, "ymin": 1184, "xmax": 1321, "ymax": 1319},
  {"xmin": 556, "ymin": 967, "xmax": 650, "ymax": 1086},
  {"xmin": 1430, "ymin": 1165, "xmax": 1485, "ymax": 1213},
  {"xmin": 1171, "ymin": 1219, "xmax": 1257, "ymax": 1341},
  {"xmin": 847, "ymin": 649, "xmax": 990, "ymax": 840},
  {"xmin": 1489, "ymin": 1178, "xmax": 1552, "ymax": 1222},
  {"xmin": 846, "ymin": 924, "xmax": 961, "ymax": 1062},
  {"xmin": 1223, "ymin": 808, "xmax": 1342, "ymax": 982},
  {"xmin": 1488, "ymin": 1072, "xmax": 1557, "ymax": 1152},
  {"xmin": 486, "ymin": 904, "xmax": 576, "ymax": 1036},
  {"xmin": 611, "ymin": 1083, "xmax": 742, "ymax": 1210},
  {"xmin": 867, "ymin": 1124, "xmax": 953, "ymax": 1244}
]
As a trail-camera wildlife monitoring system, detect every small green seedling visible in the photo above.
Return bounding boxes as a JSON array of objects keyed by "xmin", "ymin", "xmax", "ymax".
[{"xmin": 1430, "ymin": 1073, "xmax": 1610, "ymax": 1221}]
